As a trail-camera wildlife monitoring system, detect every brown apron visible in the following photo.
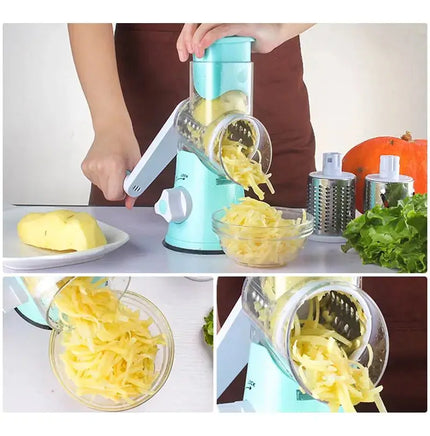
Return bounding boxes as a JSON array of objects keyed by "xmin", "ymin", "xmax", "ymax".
[{"xmin": 89, "ymin": 23, "xmax": 316, "ymax": 208}]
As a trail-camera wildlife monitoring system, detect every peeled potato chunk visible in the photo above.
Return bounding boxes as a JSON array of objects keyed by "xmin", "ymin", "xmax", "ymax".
[{"xmin": 17, "ymin": 210, "xmax": 107, "ymax": 251}]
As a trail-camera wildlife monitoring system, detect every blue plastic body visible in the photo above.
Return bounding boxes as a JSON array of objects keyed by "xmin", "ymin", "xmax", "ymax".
[
  {"xmin": 192, "ymin": 37, "xmax": 254, "ymax": 100},
  {"xmin": 164, "ymin": 150, "xmax": 243, "ymax": 252},
  {"xmin": 243, "ymin": 341, "xmax": 332, "ymax": 412}
]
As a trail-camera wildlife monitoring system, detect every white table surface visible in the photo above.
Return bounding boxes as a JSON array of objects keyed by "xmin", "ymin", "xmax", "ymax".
[
  {"xmin": 3, "ymin": 205, "xmax": 394, "ymax": 274},
  {"xmin": 3, "ymin": 276, "xmax": 214, "ymax": 412}
]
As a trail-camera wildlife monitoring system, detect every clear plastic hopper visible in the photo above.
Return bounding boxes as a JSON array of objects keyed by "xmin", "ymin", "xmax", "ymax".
[{"xmin": 241, "ymin": 276, "xmax": 389, "ymax": 394}]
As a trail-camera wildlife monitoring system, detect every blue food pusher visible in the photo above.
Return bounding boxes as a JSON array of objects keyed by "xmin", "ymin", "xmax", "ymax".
[{"xmin": 123, "ymin": 37, "xmax": 272, "ymax": 253}]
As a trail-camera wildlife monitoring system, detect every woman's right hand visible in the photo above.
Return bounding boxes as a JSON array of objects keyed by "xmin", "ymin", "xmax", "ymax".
[
  {"xmin": 81, "ymin": 126, "xmax": 141, "ymax": 209},
  {"xmin": 68, "ymin": 24, "xmax": 142, "ymax": 209}
]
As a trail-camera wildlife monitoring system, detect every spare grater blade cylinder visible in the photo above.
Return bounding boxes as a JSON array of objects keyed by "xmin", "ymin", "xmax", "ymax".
[
  {"xmin": 364, "ymin": 155, "xmax": 414, "ymax": 211},
  {"xmin": 307, "ymin": 153, "xmax": 356, "ymax": 242}
]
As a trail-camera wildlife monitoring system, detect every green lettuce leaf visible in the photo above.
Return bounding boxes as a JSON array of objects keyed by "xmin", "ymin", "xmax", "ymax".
[
  {"xmin": 203, "ymin": 309, "xmax": 214, "ymax": 347},
  {"xmin": 342, "ymin": 194, "xmax": 427, "ymax": 273}
]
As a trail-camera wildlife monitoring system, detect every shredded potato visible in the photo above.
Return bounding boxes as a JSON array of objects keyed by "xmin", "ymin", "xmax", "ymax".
[
  {"xmin": 221, "ymin": 141, "xmax": 274, "ymax": 200},
  {"xmin": 290, "ymin": 296, "xmax": 386, "ymax": 412},
  {"xmin": 54, "ymin": 278, "xmax": 165, "ymax": 403},
  {"xmin": 218, "ymin": 197, "xmax": 307, "ymax": 266}
]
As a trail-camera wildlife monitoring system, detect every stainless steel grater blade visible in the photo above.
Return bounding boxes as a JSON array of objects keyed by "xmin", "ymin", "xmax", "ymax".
[
  {"xmin": 364, "ymin": 155, "xmax": 414, "ymax": 211},
  {"xmin": 319, "ymin": 291, "xmax": 361, "ymax": 341},
  {"xmin": 307, "ymin": 153, "xmax": 356, "ymax": 242},
  {"xmin": 175, "ymin": 101, "xmax": 258, "ymax": 151},
  {"xmin": 226, "ymin": 119, "xmax": 256, "ymax": 148}
]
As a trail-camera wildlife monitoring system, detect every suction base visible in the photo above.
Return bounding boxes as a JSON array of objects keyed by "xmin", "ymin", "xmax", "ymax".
[{"xmin": 162, "ymin": 239, "xmax": 224, "ymax": 255}]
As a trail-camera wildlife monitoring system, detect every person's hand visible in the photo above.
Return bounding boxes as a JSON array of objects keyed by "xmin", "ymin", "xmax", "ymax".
[
  {"xmin": 81, "ymin": 126, "xmax": 141, "ymax": 209},
  {"xmin": 176, "ymin": 23, "xmax": 314, "ymax": 61}
]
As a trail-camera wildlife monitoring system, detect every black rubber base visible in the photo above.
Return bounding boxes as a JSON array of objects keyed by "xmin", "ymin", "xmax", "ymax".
[
  {"xmin": 14, "ymin": 308, "xmax": 52, "ymax": 330},
  {"xmin": 162, "ymin": 239, "xmax": 224, "ymax": 255}
]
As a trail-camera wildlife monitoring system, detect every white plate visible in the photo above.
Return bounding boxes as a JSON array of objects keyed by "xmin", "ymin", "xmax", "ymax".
[{"xmin": 3, "ymin": 208, "xmax": 130, "ymax": 271}]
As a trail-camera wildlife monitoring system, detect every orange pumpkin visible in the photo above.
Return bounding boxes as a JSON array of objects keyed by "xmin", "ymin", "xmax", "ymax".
[{"xmin": 342, "ymin": 131, "xmax": 427, "ymax": 212}]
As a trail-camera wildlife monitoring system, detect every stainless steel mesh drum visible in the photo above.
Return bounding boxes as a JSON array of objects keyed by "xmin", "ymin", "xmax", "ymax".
[
  {"xmin": 307, "ymin": 153, "xmax": 356, "ymax": 242},
  {"xmin": 364, "ymin": 155, "xmax": 414, "ymax": 211}
]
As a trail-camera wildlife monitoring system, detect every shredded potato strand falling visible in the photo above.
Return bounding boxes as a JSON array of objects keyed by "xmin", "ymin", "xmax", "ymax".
[
  {"xmin": 221, "ymin": 141, "xmax": 274, "ymax": 200},
  {"xmin": 219, "ymin": 198, "xmax": 307, "ymax": 266},
  {"xmin": 290, "ymin": 299, "xmax": 386, "ymax": 413},
  {"xmin": 54, "ymin": 278, "xmax": 165, "ymax": 403}
]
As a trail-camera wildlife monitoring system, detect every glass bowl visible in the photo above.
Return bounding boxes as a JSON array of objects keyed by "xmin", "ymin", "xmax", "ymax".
[
  {"xmin": 49, "ymin": 290, "xmax": 174, "ymax": 411},
  {"xmin": 212, "ymin": 207, "xmax": 314, "ymax": 268}
]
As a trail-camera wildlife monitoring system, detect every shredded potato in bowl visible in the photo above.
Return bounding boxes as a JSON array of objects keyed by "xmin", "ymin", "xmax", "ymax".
[
  {"xmin": 212, "ymin": 198, "xmax": 313, "ymax": 267},
  {"xmin": 289, "ymin": 295, "xmax": 386, "ymax": 412},
  {"xmin": 49, "ymin": 278, "xmax": 174, "ymax": 411}
]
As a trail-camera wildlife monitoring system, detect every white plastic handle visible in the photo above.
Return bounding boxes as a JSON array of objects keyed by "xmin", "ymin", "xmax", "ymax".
[
  {"xmin": 123, "ymin": 100, "xmax": 187, "ymax": 198},
  {"xmin": 216, "ymin": 299, "xmax": 252, "ymax": 398}
]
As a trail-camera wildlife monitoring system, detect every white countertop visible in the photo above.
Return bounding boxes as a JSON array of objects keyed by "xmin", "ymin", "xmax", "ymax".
[
  {"xmin": 3, "ymin": 276, "xmax": 214, "ymax": 412},
  {"xmin": 3, "ymin": 205, "xmax": 393, "ymax": 274}
]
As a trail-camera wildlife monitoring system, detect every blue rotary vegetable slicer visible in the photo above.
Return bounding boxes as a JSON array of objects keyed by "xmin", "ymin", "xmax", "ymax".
[
  {"xmin": 217, "ymin": 276, "xmax": 389, "ymax": 412},
  {"xmin": 123, "ymin": 37, "xmax": 272, "ymax": 254}
]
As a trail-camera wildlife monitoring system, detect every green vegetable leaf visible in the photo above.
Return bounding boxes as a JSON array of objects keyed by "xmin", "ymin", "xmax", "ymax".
[
  {"xmin": 203, "ymin": 309, "xmax": 214, "ymax": 347},
  {"xmin": 342, "ymin": 194, "xmax": 427, "ymax": 273}
]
